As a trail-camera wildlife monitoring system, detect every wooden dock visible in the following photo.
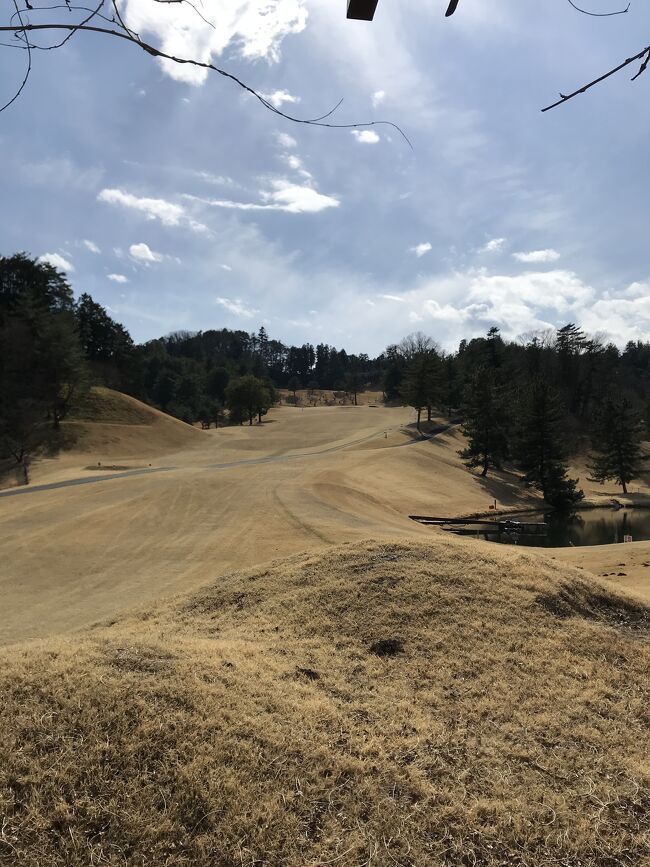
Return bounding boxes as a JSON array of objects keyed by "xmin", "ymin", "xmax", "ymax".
[{"xmin": 409, "ymin": 516, "xmax": 548, "ymax": 536}]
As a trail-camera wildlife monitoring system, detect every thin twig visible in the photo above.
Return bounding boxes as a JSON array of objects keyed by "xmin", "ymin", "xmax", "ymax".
[
  {"xmin": 1, "ymin": 0, "xmax": 31, "ymax": 112},
  {"xmin": 542, "ymin": 42, "xmax": 650, "ymax": 111},
  {"xmin": 566, "ymin": 0, "xmax": 630, "ymax": 16},
  {"xmin": 0, "ymin": 18, "xmax": 413, "ymax": 145}
]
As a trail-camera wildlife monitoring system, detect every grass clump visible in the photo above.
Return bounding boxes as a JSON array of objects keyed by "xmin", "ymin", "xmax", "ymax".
[{"xmin": 1, "ymin": 538, "xmax": 648, "ymax": 865}]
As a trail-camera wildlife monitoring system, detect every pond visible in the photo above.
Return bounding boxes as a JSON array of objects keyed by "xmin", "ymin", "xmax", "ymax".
[{"xmin": 476, "ymin": 508, "xmax": 650, "ymax": 548}]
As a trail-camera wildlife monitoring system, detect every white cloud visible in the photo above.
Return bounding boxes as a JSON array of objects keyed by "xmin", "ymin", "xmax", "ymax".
[
  {"xmin": 261, "ymin": 89, "xmax": 300, "ymax": 108},
  {"xmin": 188, "ymin": 179, "xmax": 339, "ymax": 214},
  {"xmin": 409, "ymin": 242, "xmax": 432, "ymax": 258},
  {"xmin": 282, "ymin": 153, "xmax": 312, "ymax": 179},
  {"xmin": 194, "ymin": 171, "xmax": 237, "ymax": 187},
  {"xmin": 479, "ymin": 237, "xmax": 506, "ymax": 253},
  {"xmin": 121, "ymin": 0, "xmax": 308, "ymax": 85},
  {"xmin": 216, "ymin": 297, "xmax": 259, "ymax": 318},
  {"xmin": 352, "ymin": 268, "xmax": 598, "ymax": 351},
  {"xmin": 263, "ymin": 180, "xmax": 339, "ymax": 213},
  {"xmin": 107, "ymin": 273, "xmax": 129, "ymax": 283},
  {"xmin": 219, "ymin": 264, "xmax": 232, "ymax": 271},
  {"xmin": 129, "ymin": 243, "xmax": 164, "ymax": 264},
  {"xmin": 38, "ymin": 252, "xmax": 74, "ymax": 272},
  {"xmin": 371, "ymin": 90, "xmax": 385, "ymax": 107},
  {"xmin": 98, "ymin": 188, "xmax": 208, "ymax": 233},
  {"xmin": 83, "ymin": 239, "xmax": 101, "ymax": 254},
  {"xmin": 512, "ymin": 248, "xmax": 560, "ymax": 263},
  {"xmin": 351, "ymin": 129, "xmax": 380, "ymax": 144},
  {"xmin": 275, "ymin": 131, "xmax": 297, "ymax": 149}
]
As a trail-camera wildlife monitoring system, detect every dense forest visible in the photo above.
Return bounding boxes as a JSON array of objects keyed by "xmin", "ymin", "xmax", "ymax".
[{"xmin": 1, "ymin": 253, "xmax": 648, "ymax": 501}]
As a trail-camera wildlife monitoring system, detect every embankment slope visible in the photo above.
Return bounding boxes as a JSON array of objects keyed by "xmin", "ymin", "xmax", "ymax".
[{"xmin": 1, "ymin": 538, "xmax": 648, "ymax": 865}]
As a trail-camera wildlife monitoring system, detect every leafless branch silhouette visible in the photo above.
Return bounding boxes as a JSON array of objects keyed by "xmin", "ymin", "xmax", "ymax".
[
  {"xmin": 0, "ymin": 0, "xmax": 647, "ymax": 123},
  {"xmin": 0, "ymin": 0, "xmax": 412, "ymax": 146}
]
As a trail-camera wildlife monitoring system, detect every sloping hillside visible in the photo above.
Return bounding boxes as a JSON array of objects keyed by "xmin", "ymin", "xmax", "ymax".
[
  {"xmin": 10, "ymin": 387, "xmax": 205, "ymax": 487},
  {"xmin": 1, "ymin": 538, "xmax": 647, "ymax": 866},
  {"xmin": 67, "ymin": 387, "xmax": 204, "ymax": 456}
]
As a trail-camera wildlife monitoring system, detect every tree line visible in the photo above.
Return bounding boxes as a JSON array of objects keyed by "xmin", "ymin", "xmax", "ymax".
[
  {"xmin": 1, "ymin": 253, "xmax": 648, "ymax": 501},
  {"xmin": 381, "ymin": 325, "xmax": 647, "ymax": 507}
]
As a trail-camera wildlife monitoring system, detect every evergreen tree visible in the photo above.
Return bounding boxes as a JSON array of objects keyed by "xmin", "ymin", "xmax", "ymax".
[
  {"xmin": 343, "ymin": 365, "xmax": 364, "ymax": 406},
  {"xmin": 35, "ymin": 311, "xmax": 88, "ymax": 426},
  {"xmin": 0, "ymin": 252, "xmax": 75, "ymax": 317},
  {"xmin": 383, "ymin": 345, "xmax": 404, "ymax": 401},
  {"xmin": 588, "ymin": 397, "xmax": 647, "ymax": 494},
  {"xmin": 400, "ymin": 336, "xmax": 440, "ymax": 430},
  {"xmin": 401, "ymin": 350, "xmax": 440, "ymax": 430},
  {"xmin": 515, "ymin": 378, "xmax": 583, "ymax": 509},
  {"xmin": 486, "ymin": 326, "xmax": 503, "ymax": 368},
  {"xmin": 458, "ymin": 366, "xmax": 509, "ymax": 477},
  {"xmin": 75, "ymin": 293, "xmax": 134, "ymax": 387},
  {"xmin": 287, "ymin": 376, "xmax": 302, "ymax": 402},
  {"xmin": 206, "ymin": 366, "xmax": 230, "ymax": 404},
  {"xmin": 226, "ymin": 374, "xmax": 274, "ymax": 425},
  {"xmin": 0, "ymin": 318, "xmax": 61, "ymax": 482}
]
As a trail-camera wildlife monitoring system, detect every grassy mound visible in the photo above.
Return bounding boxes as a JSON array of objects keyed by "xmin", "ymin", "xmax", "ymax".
[
  {"xmin": 64, "ymin": 387, "xmax": 203, "ymax": 457},
  {"xmin": 1, "ymin": 538, "xmax": 648, "ymax": 865}
]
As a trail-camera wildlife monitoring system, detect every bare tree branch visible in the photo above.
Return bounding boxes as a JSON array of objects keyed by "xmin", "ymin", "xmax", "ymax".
[
  {"xmin": 542, "ymin": 42, "xmax": 650, "ymax": 111},
  {"xmin": 566, "ymin": 0, "xmax": 630, "ymax": 16},
  {"xmin": 1, "ymin": 1, "xmax": 31, "ymax": 112},
  {"xmin": 0, "ymin": 1, "xmax": 412, "ymax": 146}
]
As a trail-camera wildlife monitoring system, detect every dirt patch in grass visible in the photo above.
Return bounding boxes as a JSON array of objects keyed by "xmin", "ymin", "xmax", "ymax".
[{"xmin": 369, "ymin": 637, "xmax": 404, "ymax": 656}]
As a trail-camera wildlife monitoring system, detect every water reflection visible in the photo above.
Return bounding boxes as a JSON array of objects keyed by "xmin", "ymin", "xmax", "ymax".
[{"xmin": 480, "ymin": 509, "xmax": 650, "ymax": 548}]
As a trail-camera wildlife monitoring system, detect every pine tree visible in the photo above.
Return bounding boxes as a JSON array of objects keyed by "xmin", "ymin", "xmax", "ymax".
[
  {"xmin": 76, "ymin": 293, "xmax": 134, "ymax": 387},
  {"xmin": 588, "ymin": 397, "xmax": 647, "ymax": 494},
  {"xmin": 459, "ymin": 366, "xmax": 509, "ymax": 477},
  {"xmin": 515, "ymin": 378, "xmax": 583, "ymax": 509},
  {"xmin": 399, "ymin": 335, "xmax": 441, "ymax": 430}
]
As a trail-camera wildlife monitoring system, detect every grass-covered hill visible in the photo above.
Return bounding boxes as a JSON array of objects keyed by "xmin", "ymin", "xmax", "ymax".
[
  {"xmin": 67, "ymin": 386, "xmax": 204, "ymax": 456},
  {"xmin": 1, "ymin": 537, "xmax": 648, "ymax": 866}
]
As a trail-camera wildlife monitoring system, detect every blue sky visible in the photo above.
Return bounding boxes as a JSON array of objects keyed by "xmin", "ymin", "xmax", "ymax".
[{"xmin": 1, "ymin": 0, "xmax": 649, "ymax": 353}]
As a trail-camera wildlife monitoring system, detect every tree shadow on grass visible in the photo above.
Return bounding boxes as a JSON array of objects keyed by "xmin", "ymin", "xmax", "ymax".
[
  {"xmin": 0, "ymin": 459, "xmax": 22, "ymax": 490},
  {"xmin": 473, "ymin": 468, "xmax": 540, "ymax": 511}
]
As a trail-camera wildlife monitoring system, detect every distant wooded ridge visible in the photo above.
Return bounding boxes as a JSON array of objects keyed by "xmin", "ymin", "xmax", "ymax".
[{"xmin": 1, "ymin": 253, "xmax": 649, "ymax": 500}]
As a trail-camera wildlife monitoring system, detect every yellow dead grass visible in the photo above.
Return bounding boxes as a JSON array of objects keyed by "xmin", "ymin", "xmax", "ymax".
[
  {"xmin": 2, "ymin": 391, "xmax": 649, "ymax": 864},
  {"xmin": 0, "ymin": 538, "xmax": 648, "ymax": 865},
  {"xmin": 553, "ymin": 542, "xmax": 650, "ymax": 604},
  {"xmin": 1, "ymin": 389, "xmax": 649, "ymax": 644}
]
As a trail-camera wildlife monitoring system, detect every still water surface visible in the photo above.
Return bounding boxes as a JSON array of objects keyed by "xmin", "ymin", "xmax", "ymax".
[{"xmin": 482, "ymin": 509, "xmax": 650, "ymax": 548}]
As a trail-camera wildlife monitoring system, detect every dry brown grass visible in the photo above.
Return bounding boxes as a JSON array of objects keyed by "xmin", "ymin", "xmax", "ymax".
[{"xmin": 1, "ymin": 537, "xmax": 648, "ymax": 866}]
